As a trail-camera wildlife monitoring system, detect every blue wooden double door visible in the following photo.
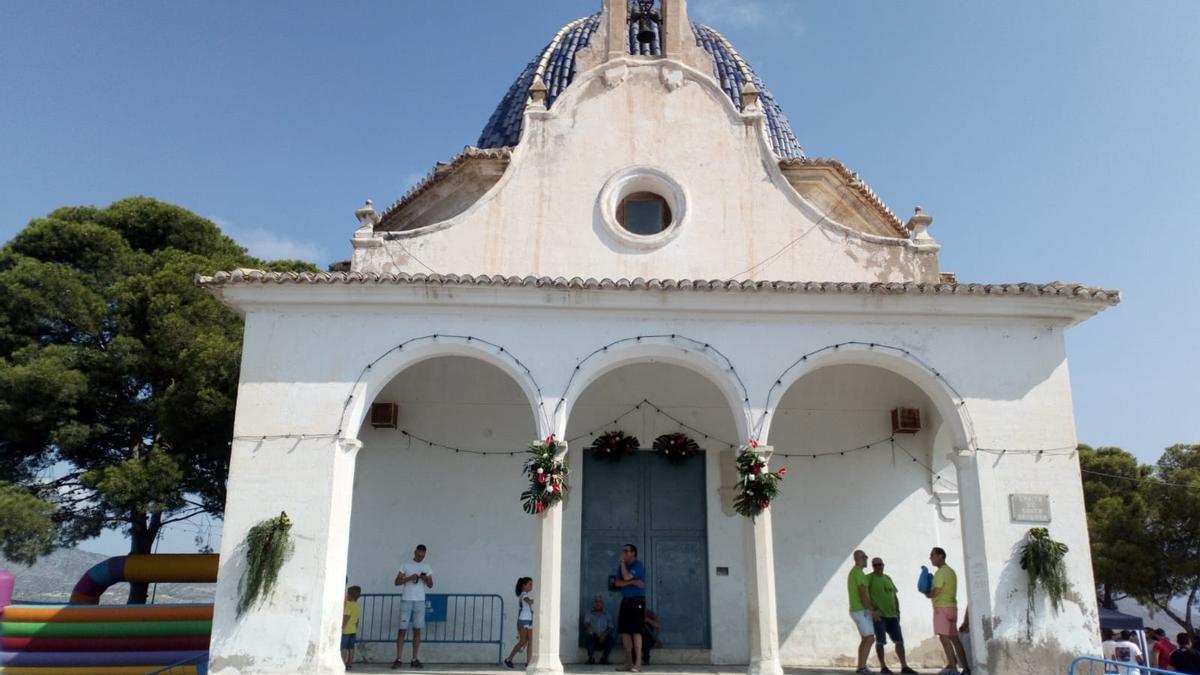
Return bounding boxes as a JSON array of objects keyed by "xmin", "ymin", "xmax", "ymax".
[{"xmin": 580, "ymin": 450, "xmax": 711, "ymax": 649}]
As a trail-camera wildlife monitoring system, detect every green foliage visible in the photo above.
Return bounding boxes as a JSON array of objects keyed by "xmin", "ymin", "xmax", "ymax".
[
  {"xmin": 589, "ymin": 430, "xmax": 639, "ymax": 462},
  {"xmin": 521, "ymin": 436, "xmax": 568, "ymax": 514},
  {"xmin": 0, "ymin": 197, "xmax": 317, "ymax": 577},
  {"xmin": 1078, "ymin": 445, "xmax": 1157, "ymax": 609},
  {"xmin": 1019, "ymin": 527, "xmax": 1070, "ymax": 613},
  {"xmin": 0, "ymin": 482, "xmax": 58, "ymax": 565},
  {"xmin": 237, "ymin": 511, "xmax": 293, "ymax": 617},
  {"xmin": 653, "ymin": 433, "xmax": 700, "ymax": 463},
  {"xmin": 732, "ymin": 446, "xmax": 785, "ymax": 518},
  {"xmin": 1080, "ymin": 443, "xmax": 1200, "ymax": 636}
]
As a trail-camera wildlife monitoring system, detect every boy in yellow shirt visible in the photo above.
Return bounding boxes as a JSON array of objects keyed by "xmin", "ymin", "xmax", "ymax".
[
  {"xmin": 926, "ymin": 548, "xmax": 969, "ymax": 675},
  {"xmin": 343, "ymin": 586, "xmax": 362, "ymax": 670}
]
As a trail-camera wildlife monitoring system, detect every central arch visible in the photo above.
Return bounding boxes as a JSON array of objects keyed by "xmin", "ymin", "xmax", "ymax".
[{"xmin": 557, "ymin": 340, "xmax": 752, "ymax": 442}]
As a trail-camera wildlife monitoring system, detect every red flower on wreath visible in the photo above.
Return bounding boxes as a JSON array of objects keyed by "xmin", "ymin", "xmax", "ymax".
[
  {"xmin": 778, "ymin": 467, "xmax": 787, "ymax": 477},
  {"xmin": 749, "ymin": 439, "xmax": 758, "ymax": 448}
]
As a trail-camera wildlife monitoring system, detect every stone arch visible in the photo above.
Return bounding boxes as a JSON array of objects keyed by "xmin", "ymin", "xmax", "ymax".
[
  {"xmin": 341, "ymin": 339, "xmax": 547, "ymax": 441},
  {"xmin": 556, "ymin": 340, "xmax": 751, "ymax": 442},
  {"xmin": 757, "ymin": 344, "xmax": 972, "ymax": 452}
]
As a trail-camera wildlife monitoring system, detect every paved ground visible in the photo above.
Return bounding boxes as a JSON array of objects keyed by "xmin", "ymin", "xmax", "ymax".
[{"xmin": 347, "ymin": 665, "xmax": 859, "ymax": 675}]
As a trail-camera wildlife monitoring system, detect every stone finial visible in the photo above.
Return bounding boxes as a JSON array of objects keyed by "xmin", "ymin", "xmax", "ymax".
[
  {"xmin": 528, "ymin": 77, "xmax": 548, "ymax": 108},
  {"xmin": 355, "ymin": 199, "xmax": 381, "ymax": 229},
  {"xmin": 907, "ymin": 206, "xmax": 934, "ymax": 241},
  {"xmin": 740, "ymin": 81, "xmax": 761, "ymax": 112}
]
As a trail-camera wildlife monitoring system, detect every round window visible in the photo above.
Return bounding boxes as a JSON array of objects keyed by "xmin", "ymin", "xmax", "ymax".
[{"xmin": 597, "ymin": 166, "xmax": 688, "ymax": 249}]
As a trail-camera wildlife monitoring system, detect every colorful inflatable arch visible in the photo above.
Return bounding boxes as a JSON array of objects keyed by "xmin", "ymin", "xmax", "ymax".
[{"xmin": 0, "ymin": 554, "xmax": 218, "ymax": 674}]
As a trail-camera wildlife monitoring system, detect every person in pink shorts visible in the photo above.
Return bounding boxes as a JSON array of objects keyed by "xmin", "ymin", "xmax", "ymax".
[{"xmin": 926, "ymin": 547, "xmax": 969, "ymax": 675}]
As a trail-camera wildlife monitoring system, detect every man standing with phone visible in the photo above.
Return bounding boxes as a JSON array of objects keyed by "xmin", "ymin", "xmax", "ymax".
[
  {"xmin": 393, "ymin": 544, "xmax": 433, "ymax": 669},
  {"xmin": 613, "ymin": 543, "xmax": 646, "ymax": 673}
]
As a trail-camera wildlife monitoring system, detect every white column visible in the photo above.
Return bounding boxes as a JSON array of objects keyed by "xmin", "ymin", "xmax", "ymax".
[
  {"xmin": 209, "ymin": 437, "xmax": 362, "ymax": 675},
  {"xmin": 528, "ymin": 503, "xmax": 565, "ymax": 675},
  {"xmin": 528, "ymin": 436, "xmax": 566, "ymax": 675},
  {"xmin": 955, "ymin": 450, "xmax": 997, "ymax": 675},
  {"xmin": 744, "ymin": 446, "xmax": 784, "ymax": 675}
]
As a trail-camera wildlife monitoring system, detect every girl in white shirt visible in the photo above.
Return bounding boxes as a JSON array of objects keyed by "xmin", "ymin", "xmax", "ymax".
[{"xmin": 504, "ymin": 577, "xmax": 534, "ymax": 669}]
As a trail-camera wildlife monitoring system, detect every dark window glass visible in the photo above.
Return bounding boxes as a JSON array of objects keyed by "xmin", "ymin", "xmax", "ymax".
[{"xmin": 618, "ymin": 192, "xmax": 671, "ymax": 235}]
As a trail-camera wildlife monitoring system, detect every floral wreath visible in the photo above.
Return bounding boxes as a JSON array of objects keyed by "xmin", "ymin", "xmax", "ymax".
[
  {"xmin": 521, "ymin": 435, "xmax": 568, "ymax": 514},
  {"xmin": 653, "ymin": 432, "xmax": 700, "ymax": 463},
  {"xmin": 733, "ymin": 440, "xmax": 786, "ymax": 518},
  {"xmin": 590, "ymin": 430, "xmax": 640, "ymax": 462}
]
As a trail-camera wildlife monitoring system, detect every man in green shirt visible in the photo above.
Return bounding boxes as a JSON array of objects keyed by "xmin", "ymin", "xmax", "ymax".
[
  {"xmin": 848, "ymin": 549, "xmax": 880, "ymax": 675},
  {"xmin": 869, "ymin": 557, "xmax": 916, "ymax": 674},
  {"xmin": 926, "ymin": 547, "xmax": 969, "ymax": 675}
]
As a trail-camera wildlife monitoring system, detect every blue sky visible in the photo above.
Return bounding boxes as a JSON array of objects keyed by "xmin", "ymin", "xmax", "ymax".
[{"xmin": 2, "ymin": 1, "xmax": 1197, "ymax": 555}]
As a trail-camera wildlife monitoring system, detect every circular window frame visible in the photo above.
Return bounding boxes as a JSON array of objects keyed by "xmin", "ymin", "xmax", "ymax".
[{"xmin": 597, "ymin": 166, "xmax": 688, "ymax": 250}]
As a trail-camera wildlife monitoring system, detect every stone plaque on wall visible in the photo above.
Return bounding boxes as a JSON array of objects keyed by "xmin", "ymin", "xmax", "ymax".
[{"xmin": 1009, "ymin": 493, "xmax": 1052, "ymax": 523}]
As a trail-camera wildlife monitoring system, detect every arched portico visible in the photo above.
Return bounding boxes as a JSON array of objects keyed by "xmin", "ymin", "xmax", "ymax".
[
  {"xmin": 342, "ymin": 338, "xmax": 550, "ymax": 441},
  {"xmin": 555, "ymin": 339, "xmax": 752, "ymax": 443},
  {"xmin": 759, "ymin": 346, "xmax": 992, "ymax": 672},
  {"xmin": 345, "ymin": 353, "xmax": 540, "ymax": 665}
]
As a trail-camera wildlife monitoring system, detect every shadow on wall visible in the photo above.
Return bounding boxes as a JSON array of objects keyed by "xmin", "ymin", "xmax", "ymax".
[{"xmin": 768, "ymin": 364, "xmax": 965, "ymax": 668}]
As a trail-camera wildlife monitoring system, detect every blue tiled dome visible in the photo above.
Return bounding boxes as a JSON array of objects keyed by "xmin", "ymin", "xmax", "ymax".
[{"xmin": 476, "ymin": 14, "xmax": 805, "ymax": 159}]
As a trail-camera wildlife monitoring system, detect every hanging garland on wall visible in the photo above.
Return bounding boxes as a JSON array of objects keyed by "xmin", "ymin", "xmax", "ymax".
[
  {"xmin": 1019, "ymin": 527, "xmax": 1070, "ymax": 613},
  {"xmin": 733, "ymin": 443, "xmax": 787, "ymax": 519},
  {"xmin": 521, "ymin": 436, "xmax": 569, "ymax": 514},
  {"xmin": 237, "ymin": 511, "xmax": 293, "ymax": 617},
  {"xmin": 590, "ymin": 430, "xmax": 640, "ymax": 462},
  {"xmin": 654, "ymin": 432, "xmax": 701, "ymax": 463}
]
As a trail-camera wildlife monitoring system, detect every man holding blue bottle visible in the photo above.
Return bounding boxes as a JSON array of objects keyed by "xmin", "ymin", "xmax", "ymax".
[{"xmin": 613, "ymin": 543, "xmax": 646, "ymax": 673}]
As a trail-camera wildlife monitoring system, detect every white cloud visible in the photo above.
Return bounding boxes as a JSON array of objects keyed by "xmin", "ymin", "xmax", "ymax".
[
  {"xmin": 211, "ymin": 217, "xmax": 323, "ymax": 263},
  {"xmin": 690, "ymin": 0, "xmax": 804, "ymax": 35}
]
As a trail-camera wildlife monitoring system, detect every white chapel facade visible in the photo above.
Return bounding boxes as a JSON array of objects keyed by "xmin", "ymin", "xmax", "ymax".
[{"xmin": 201, "ymin": 2, "xmax": 1118, "ymax": 673}]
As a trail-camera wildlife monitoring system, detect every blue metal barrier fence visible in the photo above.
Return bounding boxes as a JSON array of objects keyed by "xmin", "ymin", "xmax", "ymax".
[
  {"xmin": 356, "ymin": 593, "xmax": 505, "ymax": 665},
  {"xmin": 1069, "ymin": 655, "xmax": 1176, "ymax": 675}
]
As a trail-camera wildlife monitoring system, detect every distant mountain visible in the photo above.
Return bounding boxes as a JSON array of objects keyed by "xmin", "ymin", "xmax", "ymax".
[{"xmin": 2, "ymin": 548, "xmax": 214, "ymax": 605}]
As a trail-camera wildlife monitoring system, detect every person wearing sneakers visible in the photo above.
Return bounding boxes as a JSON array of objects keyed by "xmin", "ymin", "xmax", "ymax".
[
  {"xmin": 392, "ymin": 544, "xmax": 433, "ymax": 669},
  {"xmin": 925, "ymin": 547, "xmax": 969, "ymax": 675},
  {"xmin": 868, "ymin": 558, "xmax": 917, "ymax": 674},
  {"xmin": 848, "ymin": 549, "xmax": 879, "ymax": 675}
]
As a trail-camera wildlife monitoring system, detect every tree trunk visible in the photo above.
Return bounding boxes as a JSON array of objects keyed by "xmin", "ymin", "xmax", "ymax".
[{"xmin": 125, "ymin": 509, "xmax": 161, "ymax": 604}]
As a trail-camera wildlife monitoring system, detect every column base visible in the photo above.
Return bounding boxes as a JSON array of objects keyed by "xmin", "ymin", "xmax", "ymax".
[
  {"xmin": 525, "ymin": 662, "xmax": 565, "ymax": 675},
  {"xmin": 747, "ymin": 657, "xmax": 785, "ymax": 675}
]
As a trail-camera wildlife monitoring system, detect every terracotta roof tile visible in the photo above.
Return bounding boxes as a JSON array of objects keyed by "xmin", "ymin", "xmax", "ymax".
[{"xmin": 198, "ymin": 270, "xmax": 1120, "ymax": 305}]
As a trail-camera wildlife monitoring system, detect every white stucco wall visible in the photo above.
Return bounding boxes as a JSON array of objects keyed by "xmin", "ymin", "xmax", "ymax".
[
  {"xmin": 768, "ymin": 364, "xmax": 965, "ymax": 668},
  {"xmin": 206, "ymin": 283, "xmax": 1105, "ymax": 674},
  {"xmin": 354, "ymin": 59, "xmax": 938, "ymax": 283}
]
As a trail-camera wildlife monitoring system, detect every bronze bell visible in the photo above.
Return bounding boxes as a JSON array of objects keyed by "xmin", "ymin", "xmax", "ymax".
[{"xmin": 636, "ymin": 16, "xmax": 656, "ymax": 46}]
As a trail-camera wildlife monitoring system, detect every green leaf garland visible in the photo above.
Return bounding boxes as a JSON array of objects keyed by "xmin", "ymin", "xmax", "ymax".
[
  {"xmin": 654, "ymin": 432, "xmax": 700, "ymax": 463},
  {"xmin": 522, "ymin": 436, "xmax": 568, "ymax": 514},
  {"xmin": 237, "ymin": 511, "xmax": 293, "ymax": 617},
  {"xmin": 590, "ymin": 430, "xmax": 639, "ymax": 462},
  {"xmin": 732, "ymin": 443, "xmax": 786, "ymax": 518},
  {"xmin": 1019, "ymin": 527, "xmax": 1070, "ymax": 613}
]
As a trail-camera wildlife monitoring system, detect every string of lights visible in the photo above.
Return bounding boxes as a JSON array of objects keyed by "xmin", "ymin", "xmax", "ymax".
[
  {"xmin": 1079, "ymin": 468, "xmax": 1200, "ymax": 492},
  {"xmin": 754, "ymin": 341, "xmax": 979, "ymax": 448},
  {"xmin": 334, "ymin": 333, "xmax": 552, "ymax": 434},
  {"xmin": 553, "ymin": 334, "xmax": 751, "ymax": 418}
]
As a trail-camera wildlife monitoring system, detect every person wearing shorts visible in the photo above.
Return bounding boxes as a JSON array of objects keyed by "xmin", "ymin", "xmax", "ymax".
[
  {"xmin": 869, "ymin": 558, "xmax": 916, "ymax": 674},
  {"xmin": 342, "ymin": 585, "xmax": 362, "ymax": 670},
  {"xmin": 613, "ymin": 543, "xmax": 647, "ymax": 673},
  {"xmin": 393, "ymin": 544, "xmax": 433, "ymax": 669},
  {"xmin": 847, "ymin": 550, "xmax": 879, "ymax": 675},
  {"xmin": 926, "ymin": 547, "xmax": 969, "ymax": 675}
]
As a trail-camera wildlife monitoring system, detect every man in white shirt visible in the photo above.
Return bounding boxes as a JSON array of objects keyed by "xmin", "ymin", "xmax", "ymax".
[
  {"xmin": 392, "ymin": 544, "xmax": 433, "ymax": 669},
  {"xmin": 1110, "ymin": 629, "xmax": 1145, "ymax": 675}
]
